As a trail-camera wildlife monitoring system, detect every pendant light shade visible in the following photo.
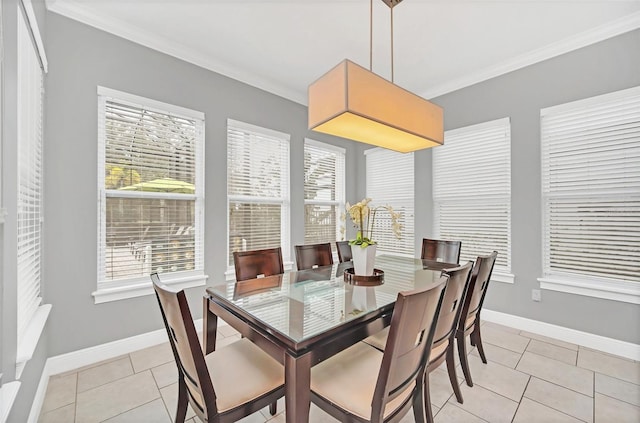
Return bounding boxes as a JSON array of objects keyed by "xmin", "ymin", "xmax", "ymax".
[{"xmin": 308, "ymin": 60, "xmax": 443, "ymax": 153}]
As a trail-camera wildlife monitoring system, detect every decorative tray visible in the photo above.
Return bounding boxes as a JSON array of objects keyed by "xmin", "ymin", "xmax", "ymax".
[{"xmin": 343, "ymin": 268, "xmax": 385, "ymax": 286}]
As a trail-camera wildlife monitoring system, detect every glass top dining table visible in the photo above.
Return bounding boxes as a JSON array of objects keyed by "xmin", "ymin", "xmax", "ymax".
[{"xmin": 203, "ymin": 255, "xmax": 453, "ymax": 423}]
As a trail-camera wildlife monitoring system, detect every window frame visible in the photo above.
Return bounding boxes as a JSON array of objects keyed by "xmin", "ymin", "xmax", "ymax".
[
  {"xmin": 303, "ymin": 139, "xmax": 346, "ymax": 249},
  {"xmin": 538, "ymin": 86, "xmax": 640, "ymax": 304},
  {"xmin": 95, "ymin": 87, "xmax": 207, "ymax": 304},
  {"xmin": 433, "ymin": 117, "xmax": 514, "ymax": 284},
  {"xmin": 225, "ymin": 119, "xmax": 291, "ymax": 278}
]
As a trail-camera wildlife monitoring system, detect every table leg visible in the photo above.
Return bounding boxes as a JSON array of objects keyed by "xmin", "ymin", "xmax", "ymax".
[
  {"xmin": 203, "ymin": 297, "xmax": 218, "ymax": 354},
  {"xmin": 284, "ymin": 352, "xmax": 311, "ymax": 423}
]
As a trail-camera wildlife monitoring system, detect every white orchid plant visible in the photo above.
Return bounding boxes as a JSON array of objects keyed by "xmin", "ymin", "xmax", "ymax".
[{"xmin": 343, "ymin": 198, "xmax": 403, "ymax": 248}]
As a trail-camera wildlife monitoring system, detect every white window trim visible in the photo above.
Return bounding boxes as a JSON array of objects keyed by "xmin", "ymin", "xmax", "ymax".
[
  {"xmin": 539, "ymin": 86, "xmax": 640, "ymax": 304},
  {"xmin": 538, "ymin": 275, "xmax": 640, "ymax": 305},
  {"xmin": 92, "ymin": 274, "xmax": 208, "ymax": 304},
  {"xmin": 226, "ymin": 119, "xmax": 291, "ymax": 275},
  {"xmin": 21, "ymin": 0, "xmax": 47, "ymax": 72},
  {"xmin": 14, "ymin": 0, "xmax": 50, "ymax": 380},
  {"xmin": 492, "ymin": 271, "xmax": 515, "ymax": 285},
  {"xmin": 15, "ymin": 304, "xmax": 51, "ymax": 378},
  {"xmin": 95, "ymin": 86, "xmax": 207, "ymax": 303},
  {"xmin": 1, "ymin": 381, "xmax": 21, "ymax": 423}
]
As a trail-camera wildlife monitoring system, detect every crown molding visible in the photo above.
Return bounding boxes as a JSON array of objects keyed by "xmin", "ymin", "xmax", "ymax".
[
  {"xmin": 422, "ymin": 11, "xmax": 640, "ymax": 99},
  {"xmin": 45, "ymin": 0, "xmax": 307, "ymax": 105},
  {"xmin": 46, "ymin": 1, "xmax": 639, "ymax": 105}
]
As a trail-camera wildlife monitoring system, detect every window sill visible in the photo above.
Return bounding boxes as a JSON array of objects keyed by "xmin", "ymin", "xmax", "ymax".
[
  {"xmin": 1, "ymin": 381, "xmax": 20, "ymax": 423},
  {"xmin": 16, "ymin": 304, "xmax": 52, "ymax": 379},
  {"xmin": 492, "ymin": 271, "xmax": 515, "ymax": 284},
  {"xmin": 93, "ymin": 273, "xmax": 208, "ymax": 304},
  {"xmin": 538, "ymin": 275, "xmax": 640, "ymax": 304}
]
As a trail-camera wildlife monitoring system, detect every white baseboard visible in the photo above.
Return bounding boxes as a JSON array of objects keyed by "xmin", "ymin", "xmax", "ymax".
[
  {"xmin": 28, "ymin": 319, "xmax": 203, "ymax": 422},
  {"xmin": 28, "ymin": 311, "xmax": 639, "ymax": 422},
  {"xmin": 483, "ymin": 309, "xmax": 640, "ymax": 361},
  {"xmin": 46, "ymin": 318, "xmax": 203, "ymax": 376}
]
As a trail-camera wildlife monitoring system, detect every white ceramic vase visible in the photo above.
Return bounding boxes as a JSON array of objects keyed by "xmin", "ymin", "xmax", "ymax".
[{"xmin": 351, "ymin": 244, "xmax": 377, "ymax": 276}]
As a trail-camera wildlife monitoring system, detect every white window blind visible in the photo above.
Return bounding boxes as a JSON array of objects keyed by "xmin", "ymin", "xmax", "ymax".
[
  {"xmin": 17, "ymin": 8, "xmax": 44, "ymax": 346},
  {"xmin": 304, "ymin": 140, "xmax": 345, "ymax": 248},
  {"xmin": 541, "ymin": 86, "xmax": 640, "ymax": 287},
  {"xmin": 97, "ymin": 87, "xmax": 205, "ymax": 295},
  {"xmin": 365, "ymin": 148, "xmax": 414, "ymax": 256},
  {"xmin": 433, "ymin": 118, "xmax": 511, "ymax": 274},
  {"xmin": 227, "ymin": 119, "xmax": 290, "ymax": 268}
]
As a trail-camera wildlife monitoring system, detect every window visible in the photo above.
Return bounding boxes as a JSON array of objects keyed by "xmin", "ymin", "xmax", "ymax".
[
  {"xmin": 365, "ymin": 148, "xmax": 414, "ymax": 256},
  {"xmin": 227, "ymin": 119, "xmax": 290, "ymax": 270},
  {"xmin": 17, "ymin": 1, "xmax": 44, "ymax": 351},
  {"xmin": 304, "ymin": 140, "xmax": 345, "ymax": 249},
  {"xmin": 540, "ymin": 86, "xmax": 640, "ymax": 304},
  {"xmin": 96, "ymin": 87, "xmax": 205, "ymax": 303},
  {"xmin": 433, "ymin": 118, "xmax": 512, "ymax": 282}
]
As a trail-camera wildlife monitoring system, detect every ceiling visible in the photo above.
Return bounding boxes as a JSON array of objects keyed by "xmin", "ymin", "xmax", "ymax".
[{"xmin": 46, "ymin": 0, "xmax": 640, "ymax": 105}]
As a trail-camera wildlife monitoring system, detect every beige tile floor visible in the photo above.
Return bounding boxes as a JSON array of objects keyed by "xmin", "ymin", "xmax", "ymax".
[{"xmin": 38, "ymin": 321, "xmax": 640, "ymax": 423}]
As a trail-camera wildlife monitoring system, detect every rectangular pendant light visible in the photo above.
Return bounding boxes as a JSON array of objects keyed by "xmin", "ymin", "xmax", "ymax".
[{"xmin": 308, "ymin": 59, "xmax": 444, "ymax": 153}]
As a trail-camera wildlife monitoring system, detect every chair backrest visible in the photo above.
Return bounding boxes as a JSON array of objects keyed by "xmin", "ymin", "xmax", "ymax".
[
  {"xmin": 233, "ymin": 247, "xmax": 284, "ymax": 281},
  {"xmin": 336, "ymin": 241, "xmax": 353, "ymax": 263},
  {"xmin": 460, "ymin": 251, "xmax": 498, "ymax": 331},
  {"xmin": 430, "ymin": 261, "xmax": 474, "ymax": 364},
  {"xmin": 295, "ymin": 243, "xmax": 333, "ymax": 270},
  {"xmin": 370, "ymin": 275, "xmax": 447, "ymax": 421},
  {"xmin": 151, "ymin": 273, "xmax": 216, "ymax": 420},
  {"xmin": 421, "ymin": 238, "xmax": 462, "ymax": 264}
]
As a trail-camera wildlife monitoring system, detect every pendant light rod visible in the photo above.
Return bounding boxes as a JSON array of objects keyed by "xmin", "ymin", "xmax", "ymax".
[
  {"xmin": 370, "ymin": 0, "xmax": 373, "ymax": 71},
  {"xmin": 391, "ymin": 5, "xmax": 394, "ymax": 82}
]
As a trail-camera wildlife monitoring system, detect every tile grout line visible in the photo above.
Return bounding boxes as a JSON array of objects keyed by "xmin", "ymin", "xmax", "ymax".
[
  {"xmin": 447, "ymin": 401, "xmax": 490, "ymax": 422},
  {"xmin": 592, "ymin": 370, "xmax": 596, "ymax": 423},
  {"xmin": 510, "ymin": 375, "xmax": 532, "ymax": 422},
  {"xmin": 525, "ymin": 396, "xmax": 592, "ymax": 423},
  {"xmin": 74, "ymin": 371, "xmax": 79, "ymax": 423}
]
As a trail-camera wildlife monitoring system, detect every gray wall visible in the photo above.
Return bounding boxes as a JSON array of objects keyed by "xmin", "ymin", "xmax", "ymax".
[
  {"xmin": 415, "ymin": 29, "xmax": 640, "ymax": 344},
  {"xmin": 42, "ymin": 12, "xmax": 361, "ymax": 357}
]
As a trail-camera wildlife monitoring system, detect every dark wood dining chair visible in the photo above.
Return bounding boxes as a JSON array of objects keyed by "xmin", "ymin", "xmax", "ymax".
[
  {"xmin": 233, "ymin": 247, "xmax": 284, "ymax": 281},
  {"xmin": 362, "ymin": 262, "xmax": 474, "ymax": 418},
  {"xmin": 421, "ymin": 238, "xmax": 462, "ymax": 264},
  {"xmin": 336, "ymin": 240, "xmax": 353, "ymax": 263},
  {"xmin": 456, "ymin": 251, "xmax": 498, "ymax": 388},
  {"xmin": 423, "ymin": 261, "xmax": 473, "ymax": 417},
  {"xmin": 309, "ymin": 275, "xmax": 447, "ymax": 423},
  {"xmin": 294, "ymin": 242, "xmax": 333, "ymax": 270},
  {"xmin": 151, "ymin": 273, "xmax": 284, "ymax": 423}
]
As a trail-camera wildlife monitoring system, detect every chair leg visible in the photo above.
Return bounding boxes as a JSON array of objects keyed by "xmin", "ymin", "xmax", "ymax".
[
  {"xmin": 174, "ymin": 379, "xmax": 188, "ymax": 423},
  {"xmin": 423, "ymin": 374, "xmax": 433, "ymax": 423},
  {"xmin": 473, "ymin": 325, "xmax": 488, "ymax": 364},
  {"xmin": 457, "ymin": 331, "xmax": 473, "ymax": 387},
  {"xmin": 413, "ymin": 377, "xmax": 427, "ymax": 423},
  {"xmin": 269, "ymin": 401, "xmax": 277, "ymax": 416},
  {"xmin": 446, "ymin": 344, "xmax": 463, "ymax": 404}
]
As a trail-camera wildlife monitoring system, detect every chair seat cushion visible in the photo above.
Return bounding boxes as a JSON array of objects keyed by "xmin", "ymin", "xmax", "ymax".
[
  {"xmin": 429, "ymin": 339, "xmax": 448, "ymax": 363},
  {"xmin": 206, "ymin": 338, "xmax": 284, "ymax": 412},
  {"xmin": 362, "ymin": 327, "xmax": 389, "ymax": 351},
  {"xmin": 464, "ymin": 315, "xmax": 476, "ymax": 331},
  {"xmin": 310, "ymin": 342, "xmax": 415, "ymax": 420}
]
